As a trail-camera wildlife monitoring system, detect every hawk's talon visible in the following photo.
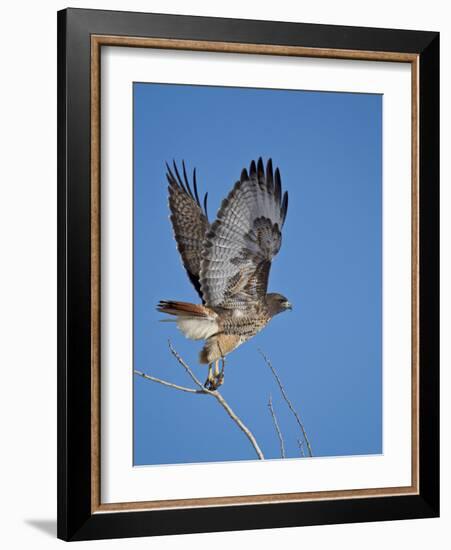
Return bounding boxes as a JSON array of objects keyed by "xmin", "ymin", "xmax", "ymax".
[{"xmin": 203, "ymin": 369, "xmax": 224, "ymax": 391}]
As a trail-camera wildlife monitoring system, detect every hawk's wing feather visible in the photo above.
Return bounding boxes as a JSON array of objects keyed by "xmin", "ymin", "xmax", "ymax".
[
  {"xmin": 166, "ymin": 161, "xmax": 209, "ymax": 301},
  {"xmin": 200, "ymin": 158, "xmax": 288, "ymax": 310}
]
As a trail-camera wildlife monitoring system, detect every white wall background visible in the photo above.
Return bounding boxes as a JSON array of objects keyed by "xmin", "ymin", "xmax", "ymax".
[{"xmin": 0, "ymin": 1, "xmax": 448, "ymax": 548}]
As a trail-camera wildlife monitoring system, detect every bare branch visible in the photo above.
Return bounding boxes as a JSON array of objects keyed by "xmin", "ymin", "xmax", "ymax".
[
  {"xmin": 268, "ymin": 394, "xmax": 285, "ymax": 458},
  {"xmin": 297, "ymin": 438, "xmax": 306, "ymax": 458},
  {"xmin": 212, "ymin": 391, "xmax": 264, "ymax": 460},
  {"xmin": 134, "ymin": 370, "xmax": 202, "ymax": 394},
  {"xmin": 167, "ymin": 339, "xmax": 205, "ymax": 389},
  {"xmin": 259, "ymin": 349, "xmax": 313, "ymax": 457},
  {"xmin": 135, "ymin": 343, "xmax": 265, "ymax": 460}
]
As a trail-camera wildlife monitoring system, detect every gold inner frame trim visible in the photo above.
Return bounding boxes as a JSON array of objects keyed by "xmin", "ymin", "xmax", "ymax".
[{"xmin": 90, "ymin": 35, "xmax": 420, "ymax": 514}]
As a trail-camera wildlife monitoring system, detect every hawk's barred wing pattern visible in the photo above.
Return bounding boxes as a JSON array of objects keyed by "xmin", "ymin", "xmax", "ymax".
[
  {"xmin": 200, "ymin": 158, "xmax": 288, "ymax": 311},
  {"xmin": 166, "ymin": 161, "xmax": 210, "ymax": 301}
]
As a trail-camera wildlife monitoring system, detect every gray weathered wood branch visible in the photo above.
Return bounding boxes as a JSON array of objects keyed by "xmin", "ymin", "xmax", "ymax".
[{"xmin": 134, "ymin": 341, "xmax": 265, "ymax": 460}]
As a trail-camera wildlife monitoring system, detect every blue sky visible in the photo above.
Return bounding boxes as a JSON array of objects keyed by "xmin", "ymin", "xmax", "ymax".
[{"xmin": 133, "ymin": 82, "xmax": 382, "ymax": 465}]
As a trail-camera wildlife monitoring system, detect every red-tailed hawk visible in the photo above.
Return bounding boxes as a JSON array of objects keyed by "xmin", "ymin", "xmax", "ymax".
[{"xmin": 158, "ymin": 158, "xmax": 291, "ymax": 389}]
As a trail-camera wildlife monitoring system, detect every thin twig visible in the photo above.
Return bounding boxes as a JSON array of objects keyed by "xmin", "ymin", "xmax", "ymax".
[
  {"xmin": 268, "ymin": 394, "xmax": 286, "ymax": 458},
  {"xmin": 212, "ymin": 390, "xmax": 264, "ymax": 460},
  {"xmin": 259, "ymin": 349, "xmax": 313, "ymax": 457},
  {"xmin": 167, "ymin": 340, "xmax": 205, "ymax": 389},
  {"xmin": 134, "ymin": 370, "xmax": 202, "ymax": 394},
  {"xmin": 297, "ymin": 438, "xmax": 306, "ymax": 458},
  {"xmin": 135, "ymin": 342, "xmax": 265, "ymax": 460}
]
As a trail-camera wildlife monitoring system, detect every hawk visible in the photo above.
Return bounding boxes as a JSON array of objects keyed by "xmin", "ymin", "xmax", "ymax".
[{"xmin": 157, "ymin": 158, "xmax": 291, "ymax": 390}]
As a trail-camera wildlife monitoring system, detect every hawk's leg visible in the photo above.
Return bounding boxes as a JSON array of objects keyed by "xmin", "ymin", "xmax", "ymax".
[
  {"xmin": 215, "ymin": 343, "xmax": 225, "ymax": 386},
  {"xmin": 204, "ymin": 363, "xmax": 214, "ymax": 390},
  {"xmin": 213, "ymin": 357, "xmax": 226, "ymax": 389},
  {"xmin": 204, "ymin": 360, "xmax": 224, "ymax": 391},
  {"xmin": 218, "ymin": 356, "xmax": 226, "ymax": 384},
  {"xmin": 214, "ymin": 359, "xmax": 220, "ymax": 378}
]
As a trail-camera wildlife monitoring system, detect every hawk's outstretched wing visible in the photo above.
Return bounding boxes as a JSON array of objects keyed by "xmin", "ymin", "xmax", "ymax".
[
  {"xmin": 166, "ymin": 161, "xmax": 209, "ymax": 301},
  {"xmin": 200, "ymin": 158, "xmax": 288, "ymax": 311}
]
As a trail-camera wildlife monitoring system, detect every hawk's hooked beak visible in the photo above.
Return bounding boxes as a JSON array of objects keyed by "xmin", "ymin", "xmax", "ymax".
[{"xmin": 284, "ymin": 301, "xmax": 293, "ymax": 311}]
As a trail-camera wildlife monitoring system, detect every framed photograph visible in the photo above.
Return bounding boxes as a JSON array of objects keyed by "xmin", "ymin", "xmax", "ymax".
[{"xmin": 57, "ymin": 8, "xmax": 439, "ymax": 541}]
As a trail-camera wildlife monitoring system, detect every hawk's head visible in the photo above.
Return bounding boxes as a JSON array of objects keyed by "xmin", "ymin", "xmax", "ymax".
[{"xmin": 266, "ymin": 292, "xmax": 293, "ymax": 317}]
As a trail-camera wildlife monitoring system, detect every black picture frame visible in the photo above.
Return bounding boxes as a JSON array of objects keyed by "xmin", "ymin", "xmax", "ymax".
[{"xmin": 57, "ymin": 7, "xmax": 439, "ymax": 541}]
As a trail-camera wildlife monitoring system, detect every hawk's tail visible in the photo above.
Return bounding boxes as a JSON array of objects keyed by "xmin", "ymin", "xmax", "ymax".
[
  {"xmin": 157, "ymin": 300, "xmax": 209, "ymax": 317},
  {"xmin": 157, "ymin": 300, "xmax": 219, "ymax": 341}
]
